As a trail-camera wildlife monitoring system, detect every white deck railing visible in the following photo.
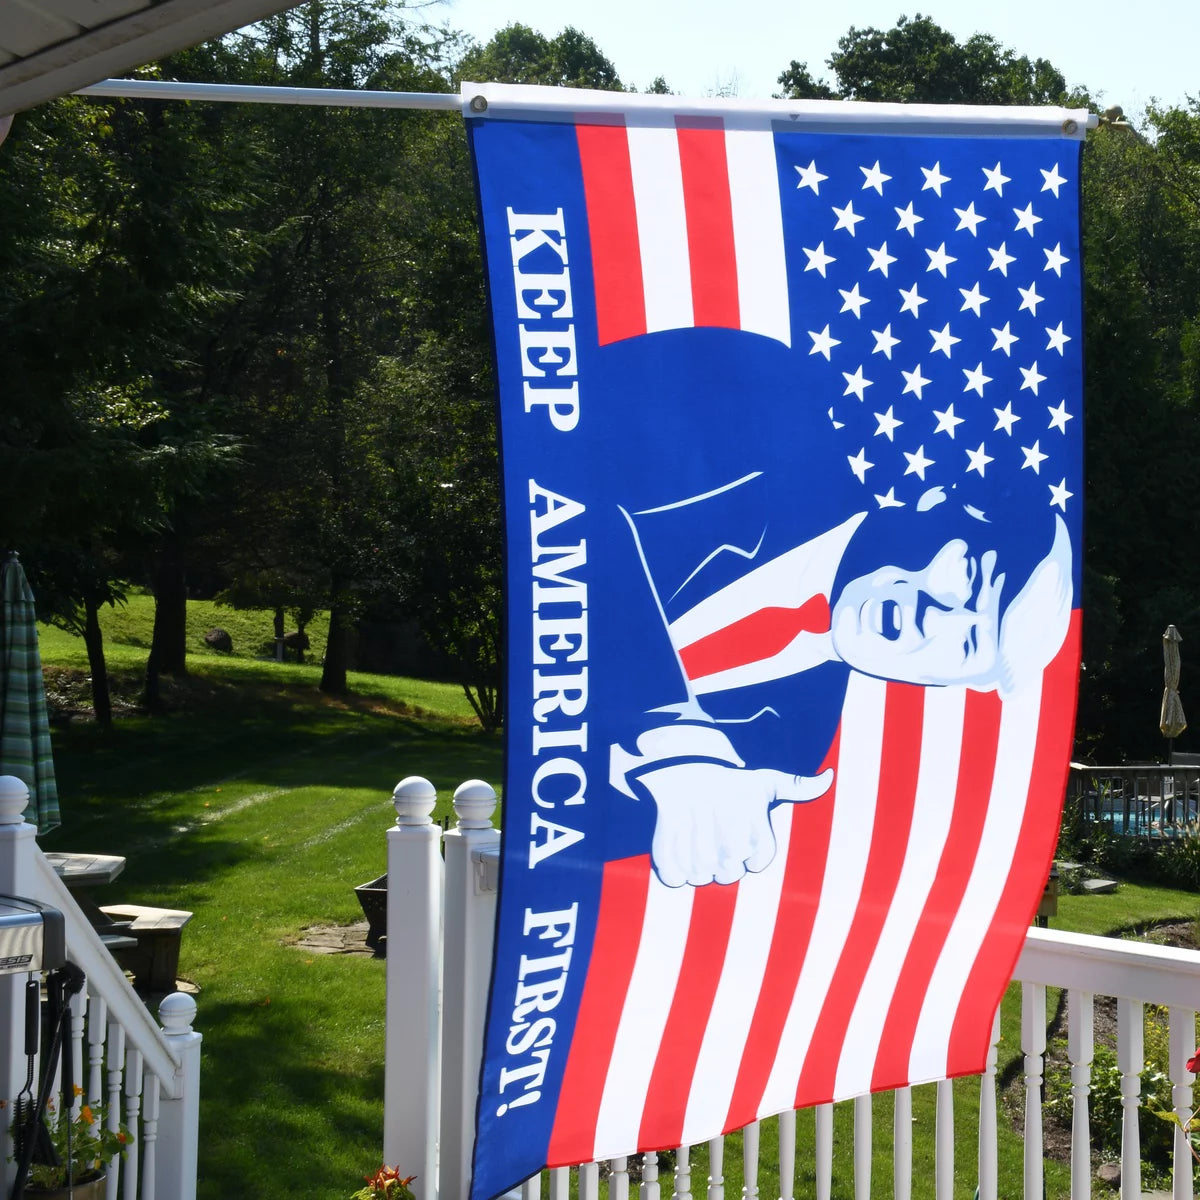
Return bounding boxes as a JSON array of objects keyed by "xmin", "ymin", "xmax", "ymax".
[
  {"xmin": 385, "ymin": 776, "xmax": 1200, "ymax": 1200},
  {"xmin": 0, "ymin": 777, "xmax": 201, "ymax": 1200}
]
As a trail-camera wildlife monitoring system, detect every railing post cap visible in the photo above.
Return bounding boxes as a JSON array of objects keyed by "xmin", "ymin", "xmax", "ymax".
[
  {"xmin": 159, "ymin": 991, "xmax": 197, "ymax": 1034},
  {"xmin": 0, "ymin": 776, "xmax": 30, "ymax": 824},
  {"xmin": 393, "ymin": 776, "xmax": 437, "ymax": 825},
  {"xmin": 453, "ymin": 779, "xmax": 497, "ymax": 830}
]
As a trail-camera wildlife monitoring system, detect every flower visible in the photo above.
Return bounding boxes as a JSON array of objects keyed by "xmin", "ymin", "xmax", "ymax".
[
  {"xmin": 351, "ymin": 1166, "xmax": 417, "ymax": 1200},
  {"xmin": 1188, "ymin": 1049, "xmax": 1200, "ymax": 1074},
  {"xmin": 11, "ymin": 1096, "xmax": 133, "ymax": 1190}
]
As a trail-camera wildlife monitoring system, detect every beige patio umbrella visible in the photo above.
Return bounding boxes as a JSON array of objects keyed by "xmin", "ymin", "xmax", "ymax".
[{"xmin": 1160, "ymin": 625, "xmax": 1186, "ymax": 763}]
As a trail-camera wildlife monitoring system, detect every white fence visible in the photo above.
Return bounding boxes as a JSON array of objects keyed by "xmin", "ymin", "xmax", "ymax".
[
  {"xmin": 0, "ymin": 776, "xmax": 201, "ymax": 1200},
  {"xmin": 385, "ymin": 775, "xmax": 1200, "ymax": 1200}
]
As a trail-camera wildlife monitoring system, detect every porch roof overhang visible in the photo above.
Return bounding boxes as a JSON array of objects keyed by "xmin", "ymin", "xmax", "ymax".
[{"xmin": 0, "ymin": 0, "xmax": 297, "ymax": 115}]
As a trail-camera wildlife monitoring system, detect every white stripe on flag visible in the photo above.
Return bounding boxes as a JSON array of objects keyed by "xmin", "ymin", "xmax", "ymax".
[
  {"xmin": 832, "ymin": 686, "xmax": 966, "ymax": 1098},
  {"xmin": 906, "ymin": 679, "xmax": 1043, "ymax": 1083},
  {"xmin": 627, "ymin": 125, "xmax": 694, "ymax": 335},
  {"xmin": 756, "ymin": 672, "xmax": 887, "ymax": 1118},
  {"xmin": 679, "ymin": 803, "xmax": 795, "ymax": 1145},
  {"xmin": 592, "ymin": 872, "xmax": 695, "ymax": 1160},
  {"xmin": 725, "ymin": 128, "xmax": 791, "ymax": 346}
]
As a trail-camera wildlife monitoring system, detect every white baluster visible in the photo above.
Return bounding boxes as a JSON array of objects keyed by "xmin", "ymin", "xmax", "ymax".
[
  {"xmin": 1117, "ymin": 996, "xmax": 1143, "ymax": 1200},
  {"xmin": 1169, "ymin": 1007, "xmax": 1196, "ymax": 1200},
  {"xmin": 87, "ymin": 994, "xmax": 107, "ymax": 1106},
  {"xmin": 642, "ymin": 1152, "xmax": 660, "ymax": 1200},
  {"xmin": 935, "ymin": 1080, "xmax": 953, "ymax": 1200},
  {"xmin": 122, "ymin": 1049, "xmax": 142, "ymax": 1200},
  {"xmin": 1068, "ymin": 990, "xmax": 1094, "ymax": 1200},
  {"xmin": 156, "ymin": 992, "xmax": 201, "ymax": 1200},
  {"xmin": 814, "ymin": 1105, "xmax": 833, "ymax": 1200},
  {"xmin": 611, "ymin": 1156, "xmax": 630, "ymax": 1200},
  {"xmin": 675, "ymin": 1144, "xmax": 693, "ymax": 1200},
  {"xmin": 777, "ymin": 1110, "xmax": 796, "ymax": 1200},
  {"xmin": 69, "ymin": 987, "xmax": 87, "ymax": 1118},
  {"xmin": 1022, "ymin": 982, "xmax": 1046, "ymax": 1200},
  {"xmin": 105, "ymin": 1022, "xmax": 125, "ymax": 1200},
  {"xmin": 707, "ymin": 1138, "xmax": 724, "ymax": 1200},
  {"xmin": 578, "ymin": 1161, "xmax": 599, "ymax": 1200},
  {"xmin": 520, "ymin": 1175, "xmax": 540, "ymax": 1199},
  {"xmin": 549, "ymin": 1165, "xmax": 569, "ymax": 1200},
  {"xmin": 978, "ymin": 1009, "xmax": 1001, "ymax": 1200},
  {"xmin": 742, "ymin": 1120, "xmax": 759, "ymax": 1200},
  {"xmin": 893, "ymin": 1087, "xmax": 912, "ymax": 1200},
  {"xmin": 853, "ymin": 1095, "xmax": 871, "ymax": 1200},
  {"xmin": 141, "ymin": 1074, "xmax": 160, "ymax": 1200}
]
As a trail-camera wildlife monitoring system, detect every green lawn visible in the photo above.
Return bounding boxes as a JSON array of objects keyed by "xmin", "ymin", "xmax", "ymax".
[{"xmin": 34, "ymin": 606, "xmax": 1200, "ymax": 1200}]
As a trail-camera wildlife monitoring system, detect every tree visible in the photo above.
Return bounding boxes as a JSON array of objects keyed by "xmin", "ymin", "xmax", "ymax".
[{"xmin": 456, "ymin": 24, "xmax": 623, "ymax": 91}]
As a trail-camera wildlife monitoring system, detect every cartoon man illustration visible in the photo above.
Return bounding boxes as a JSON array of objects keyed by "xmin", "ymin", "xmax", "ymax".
[{"xmin": 609, "ymin": 476, "xmax": 1074, "ymax": 888}]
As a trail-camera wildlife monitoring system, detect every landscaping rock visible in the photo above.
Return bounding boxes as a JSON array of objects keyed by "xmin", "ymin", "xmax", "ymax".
[
  {"xmin": 1081, "ymin": 878, "xmax": 1119, "ymax": 894},
  {"xmin": 1096, "ymin": 1161, "xmax": 1120, "ymax": 1186},
  {"xmin": 203, "ymin": 627, "xmax": 233, "ymax": 653}
]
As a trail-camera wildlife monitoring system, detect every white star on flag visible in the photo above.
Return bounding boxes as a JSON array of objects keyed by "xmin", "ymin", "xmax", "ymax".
[
  {"xmin": 1041, "ymin": 163, "xmax": 1067, "ymax": 197},
  {"xmin": 903, "ymin": 444, "xmax": 935, "ymax": 479},
  {"xmin": 925, "ymin": 243, "xmax": 957, "ymax": 276},
  {"xmin": 1043, "ymin": 243, "xmax": 1069, "ymax": 276},
  {"xmin": 991, "ymin": 322, "xmax": 1019, "ymax": 355},
  {"xmin": 808, "ymin": 324, "xmax": 841, "ymax": 359},
  {"xmin": 933, "ymin": 404, "xmax": 965, "ymax": 437},
  {"xmin": 874, "ymin": 406, "xmax": 903, "ymax": 440},
  {"xmin": 965, "ymin": 442, "xmax": 994, "ymax": 476},
  {"xmin": 898, "ymin": 283, "xmax": 927, "ymax": 316},
  {"xmin": 921, "ymin": 161, "xmax": 950, "ymax": 195},
  {"xmin": 929, "ymin": 323, "xmax": 961, "ymax": 357},
  {"xmin": 795, "ymin": 159, "xmax": 828, "ymax": 192},
  {"xmin": 1017, "ymin": 282, "xmax": 1043, "ymax": 314},
  {"xmin": 1019, "ymin": 361, "xmax": 1047, "ymax": 394},
  {"xmin": 839, "ymin": 283, "xmax": 870, "ymax": 317},
  {"xmin": 894, "ymin": 202, "xmax": 923, "ymax": 236},
  {"xmin": 1047, "ymin": 400, "xmax": 1073, "ymax": 432},
  {"xmin": 1021, "ymin": 440, "xmax": 1049, "ymax": 473},
  {"xmin": 871, "ymin": 324, "xmax": 900, "ymax": 358},
  {"xmin": 959, "ymin": 282, "xmax": 989, "ymax": 316},
  {"xmin": 860, "ymin": 161, "xmax": 892, "ymax": 193},
  {"xmin": 833, "ymin": 201, "xmax": 865, "ymax": 236},
  {"xmin": 842, "ymin": 365, "xmax": 873, "ymax": 400},
  {"xmin": 993, "ymin": 402, "xmax": 1020, "ymax": 434},
  {"xmin": 982, "ymin": 162, "xmax": 1010, "ymax": 195},
  {"xmin": 874, "ymin": 486, "xmax": 904, "ymax": 508},
  {"xmin": 954, "ymin": 202, "xmax": 986, "ymax": 235},
  {"xmin": 901, "ymin": 364, "xmax": 931, "ymax": 398},
  {"xmin": 1013, "ymin": 202, "xmax": 1042, "ymax": 236},
  {"xmin": 963, "ymin": 363, "xmax": 992, "ymax": 396},
  {"xmin": 868, "ymin": 242, "xmax": 897, "ymax": 276},
  {"xmin": 1045, "ymin": 323, "xmax": 1071, "ymax": 355},
  {"xmin": 847, "ymin": 447, "xmax": 873, "ymax": 481},
  {"xmin": 987, "ymin": 243, "xmax": 1016, "ymax": 276},
  {"xmin": 804, "ymin": 242, "xmax": 836, "ymax": 276},
  {"xmin": 1049, "ymin": 477, "xmax": 1073, "ymax": 510}
]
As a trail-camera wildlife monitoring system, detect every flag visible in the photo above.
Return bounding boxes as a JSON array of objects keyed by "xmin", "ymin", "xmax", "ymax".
[{"xmin": 465, "ymin": 82, "xmax": 1086, "ymax": 1200}]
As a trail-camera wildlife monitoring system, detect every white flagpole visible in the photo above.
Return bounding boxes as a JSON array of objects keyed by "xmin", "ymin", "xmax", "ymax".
[{"xmin": 75, "ymin": 77, "xmax": 461, "ymax": 110}]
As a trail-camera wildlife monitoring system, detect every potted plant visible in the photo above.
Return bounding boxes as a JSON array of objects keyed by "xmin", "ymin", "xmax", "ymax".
[
  {"xmin": 17, "ymin": 1090, "xmax": 132, "ymax": 1199},
  {"xmin": 351, "ymin": 1166, "xmax": 416, "ymax": 1200}
]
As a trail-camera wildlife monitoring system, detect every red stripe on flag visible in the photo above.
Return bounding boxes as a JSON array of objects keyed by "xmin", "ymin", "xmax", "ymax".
[
  {"xmin": 678, "ymin": 596, "xmax": 831, "ymax": 681},
  {"xmin": 575, "ymin": 123, "xmax": 646, "ymax": 346},
  {"xmin": 944, "ymin": 612, "xmax": 1082, "ymax": 1075},
  {"xmin": 638, "ymin": 881, "xmax": 740, "ymax": 1150},
  {"xmin": 547, "ymin": 855, "xmax": 653, "ymax": 1167},
  {"xmin": 870, "ymin": 689, "xmax": 1003, "ymax": 1091},
  {"xmin": 723, "ymin": 729, "xmax": 841, "ymax": 1132},
  {"xmin": 676, "ymin": 125, "xmax": 740, "ymax": 330},
  {"xmin": 794, "ymin": 684, "xmax": 925, "ymax": 1106}
]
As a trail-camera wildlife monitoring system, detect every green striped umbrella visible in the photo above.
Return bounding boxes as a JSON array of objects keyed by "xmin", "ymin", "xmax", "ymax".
[{"xmin": 0, "ymin": 553, "xmax": 60, "ymax": 832}]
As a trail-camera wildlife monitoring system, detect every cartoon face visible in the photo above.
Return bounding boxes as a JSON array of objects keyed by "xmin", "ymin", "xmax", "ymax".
[{"xmin": 829, "ymin": 539, "xmax": 1005, "ymax": 687}]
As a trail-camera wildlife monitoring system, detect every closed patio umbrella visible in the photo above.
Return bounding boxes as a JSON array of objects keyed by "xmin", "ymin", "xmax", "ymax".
[
  {"xmin": 1160, "ymin": 624, "xmax": 1186, "ymax": 764},
  {"xmin": 0, "ymin": 553, "xmax": 60, "ymax": 832}
]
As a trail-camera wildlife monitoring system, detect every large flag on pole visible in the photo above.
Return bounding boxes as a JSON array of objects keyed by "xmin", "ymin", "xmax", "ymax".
[{"xmin": 465, "ymin": 83, "xmax": 1086, "ymax": 1200}]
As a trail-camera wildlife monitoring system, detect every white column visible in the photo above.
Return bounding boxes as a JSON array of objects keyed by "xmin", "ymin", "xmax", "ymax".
[
  {"xmin": 1169, "ymin": 1007, "xmax": 1195, "ymax": 1200},
  {"xmin": 740, "ymin": 1123, "xmax": 759, "ymax": 1200},
  {"xmin": 706, "ymin": 1138, "xmax": 724, "ymax": 1200},
  {"xmin": 1021, "ymin": 982, "xmax": 1046, "ymax": 1200},
  {"xmin": 1117, "ymin": 997, "xmax": 1143, "ymax": 1200},
  {"xmin": 934, "ymin": 1080, "xmax": 953, "ymax": 1200},
  {"xmin": 0, "ymin": 777, "xmax": 38, "ymax": 1200},
  {"xmin": 978, "ymin": 1009, "xmax": 1001, "ymax": 1200},
  {"xmin": 383, "ymin": 776, "xmax": 443, "ymax": 1198},
  {"xmin": 674, "ymin": 1143, "xmax": 693, "ymax": 1200},
  {"xmin": 154, "ymin": 993, "xmax": 201, "ymax": 1200},
  {"xmin": 1067, "ymin": 990, "xmax": 1094, "ymax": 1200},
  {"xmin": 893, "ymin": 1087, "xmax": 912, "ymax": 1200},
  {"xmin": 777, "ymin": 1110, "xmax": 796, "ymax": 1200},
  {"xmin": 439, "ymin": 780, "xmax": 500, "ymax": 1200},
  {"xmin": 853, "ymin": 1095, "xmax": 871, "ymax": 1200},
  {"xmin": 814, "ymin": 1105, "xmax": 833, "ymax": 1200}
]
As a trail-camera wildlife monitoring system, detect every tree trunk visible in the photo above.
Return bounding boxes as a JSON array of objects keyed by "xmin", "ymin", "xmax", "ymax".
[
  {"xmin": 82, "ymin": 596, "xmax": 112, "ymax": 730},
  {"xmin": 149, "ymin": 536, "xmax": 188, "ymax": 676},
  {"xmin": 319, "ymin": 600, "xmax": 349, "ymax": 695},
  {"xmin": 274, "ymin": 606, "xmax": 285, "ymax": 662}
]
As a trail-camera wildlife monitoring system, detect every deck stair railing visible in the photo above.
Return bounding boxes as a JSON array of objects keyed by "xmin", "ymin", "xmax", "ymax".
[
  {"xmin": 0, "ymin": 776, "xmax": 201, "ymax": 1200},
  {"xmin": 385, "ymin": 774, "xmax": 1200, "ymax": 1200}
]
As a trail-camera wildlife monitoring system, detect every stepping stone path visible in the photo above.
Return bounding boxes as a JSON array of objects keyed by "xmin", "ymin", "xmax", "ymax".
[
  {"xmin": 293, "ymin": 921, "xmax": 375, "ymax": 956},
  {"xmin": 1081, "ymin": 877, "xmax": 1119, "ymax": 894}
]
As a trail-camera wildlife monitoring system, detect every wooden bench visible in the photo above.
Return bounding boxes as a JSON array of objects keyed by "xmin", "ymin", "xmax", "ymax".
[{"xmin": 99, "ymin": 904, "xmax": 193, "ymax": 993}]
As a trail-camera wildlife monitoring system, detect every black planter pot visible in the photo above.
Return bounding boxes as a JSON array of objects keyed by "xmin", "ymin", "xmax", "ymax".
[{"xmin": 354, "ymin": 874, "xmax": 387, "ymax": 955}]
